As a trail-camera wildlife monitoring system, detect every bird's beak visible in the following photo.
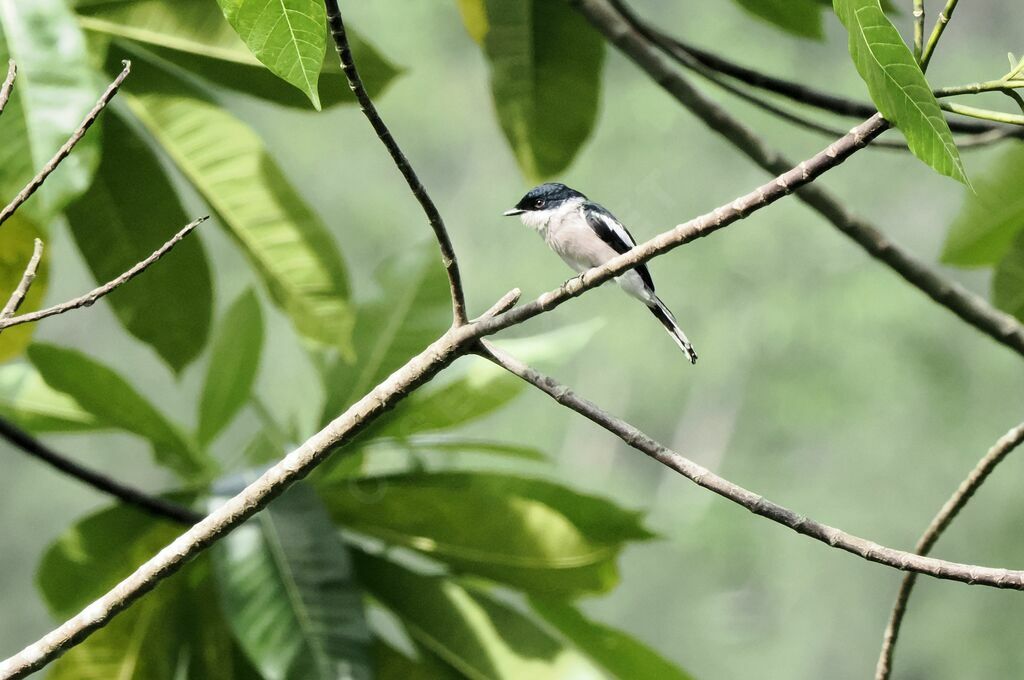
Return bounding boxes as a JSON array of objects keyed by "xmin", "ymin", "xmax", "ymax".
[{"xmin": 503, "ymin": 208, "xmax": 524, "ymax": 217}]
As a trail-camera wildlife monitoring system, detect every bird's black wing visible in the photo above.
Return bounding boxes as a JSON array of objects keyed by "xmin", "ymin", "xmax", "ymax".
[{"xmin": 583, "ymin": 202, "xmax": 655, "ymax": 293}]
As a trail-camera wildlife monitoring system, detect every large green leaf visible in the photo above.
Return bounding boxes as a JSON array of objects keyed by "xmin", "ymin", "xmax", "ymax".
[
  {"xmin": 733, "ymin": 0, "xmax": 824, "ymax": 39},
  {"xmin": 354, "ymin": 549, "xmax": 604, "ymax": 679},
  {"xmin": 215, "ymin": 0, "xmax": 325, "ymax": 109},
  {"xmin": 375, "ymin": 640, "xmax": 460, "ymax": 680},
  {"xmin": 0, "ymin": 215, "xmax": 48, "ymax": 362},
  {"xmin": 462, "ymin": 0, "xmax": 604, "ymax": 179},
  {"xmin": 198, "ymin": 289, "xmax": 264, "ymax": 446},
  {"xmin": 65, "ymin": 112, "xmax": 213, "ymax": 374},
  {"xmin": 75, "ymin": 0, "xmax": 399, "ymax": 109},
  {"xmin": 120, "ymin": 51, "xmax": 354, "ymax": 351},
  {"xmin": 210, "ymin": 478, "xmax": 372, "ymax": 680},
  {"xmin": 993, "ymin": 232, "xmax": 1024, "ymax": 322},
  {"xmin": 0, "ymin": 362, "xmax": 101, "ymax": 432},
  {"xmin": 323, "ymin": 471, "xmax": 652, "ymax": 597},
  {"xmin": 941, "ymin": 145, "xmax": 1024, "ymax": 267},
  {"xmin": 0, "ymin": 0, "xmax": 99, "ymax": 221},
  {"xmin": 833, "ymin": 0, "xmax": 968, "ymax": 184},
  {"xmin": 530, "ymin": 598, "xmax": 696, "ymax": 680},
  {"xmin": 27, "ymin": 343, "xmax": 212, "ymax": 479}
]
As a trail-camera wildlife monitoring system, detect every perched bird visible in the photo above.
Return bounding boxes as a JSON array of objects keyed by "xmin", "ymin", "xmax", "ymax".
[{"xmin": 504, "ymin": 182, "xmax": 697, "ymax": 364}]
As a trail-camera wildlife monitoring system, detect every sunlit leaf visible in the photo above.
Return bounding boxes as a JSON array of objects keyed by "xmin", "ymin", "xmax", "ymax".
[
  {"xmin": 0, "ymin": 216, "xmax": 48, "ymax": 362},
  {"xmin": 0, "ymin": 0, "xmax": 99, "ymax": 221},
  {"xmin": 733, "ymin": 0, "xmax": 823, "ymax": 39},
  {"xmin": 198, "ymin": 290, "xmax": 263, "ymax": 446},
  {"xmin": 210, "ymin": 478, "xmax": 372, "ymax": 680},
  {"xmin": 0, "ymin": 362, "xmax": 100, "ymax": 432},
  {"xmin": 215, "ymin": 0, "xmax": 326, "ymax": 109},
  {"xmin": 65, "ymin": 112, "xmax": 212, "ymax": 374},
  {"xmin": 27, "ymin": 343, "xmax": 213, "ymax": 479},
  {"xmin": 455, "ymin": 0, "xmax": 488, "ymax": 44},
  {"xmin": 941, "ymin": 145, "xmax": 1024, "ymax": 267},
  {"xmin": 993, "ymin": 232, "xmax": 1024, "ymax": 322},
  {"xmin": 833, "ymin": 0, "xmax": 968, "ymax": 184}
]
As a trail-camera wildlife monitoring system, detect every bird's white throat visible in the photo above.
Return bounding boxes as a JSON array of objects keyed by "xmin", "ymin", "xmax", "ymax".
[{"xmin": 517, "ymin": 197, "xmax": 584, "ymax": 234}]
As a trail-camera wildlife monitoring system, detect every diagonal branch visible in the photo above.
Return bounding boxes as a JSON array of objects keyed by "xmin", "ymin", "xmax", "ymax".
[
  {"xmin": 0, "ymin": 417, "xmax": 200, "ymax": 526},
  {"xmin": 0, "ymin": 61, "xmax": 131, "ymax": 228},
  {"xmin": 874, "ymin": 422, "xmax": 1024, "ymax": 680},
  {"xmin": 479, "ymin": 341, "xmax": 1024, "ymax": 588},
  {"xmin": 0, "ymin": 238, "xmax": 43, "ymax": 320},
  {"xmin": 324, "ymin": 0, "xmax": 468, "ymax": 325},
  {"xmin": 573, "ymin": 0, "xmax": 1024, "ymax": 360},
  {"xmin": 0, "ymin": 60, "xmax": 15, "ymax": 118},
  {"xmin": 0, "ymin": 217, "xmax": 206, "ymax": 331}
]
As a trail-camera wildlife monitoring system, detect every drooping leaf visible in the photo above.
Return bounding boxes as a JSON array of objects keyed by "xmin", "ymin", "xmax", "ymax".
[
  {"xmin": 941, "ymin": 145, "xmax": 1024, "ymax": 267},
  {"xmin": 215, "ymin": 0, "xmax": 326, "ymax": 109},
  {"xmin": 733, "ymin": 0, "xmax": 824, "ymax": 39},
  {"xmin": 0, "ymin": 215, "xmax": 48, "ymax": 361},
  {"xmin": 198, "ymin": 289, "xmax": 264, "ymax": 446},
  {"xmin": 74, "ymin": 0, "xmax": 399, "ymax": 109},
  {"xmin": 833, "ymin": 0, "xmax": 968, "ymax": 184},
  {"xmin": 323, "ymin": 471, "xmax": 652, "ymax": 597},
  {"xmin": 210, "ymin": 478, "xmax": 372, "ymax": 680},
  {"xmin": 0, "ymin": 362, "xmax": 101, "ymax": 432},
  {"xmin": 465, "ymin": 0, "xmax": 604, "ymax": 179},
  {"xmin": 530, "ymin": 597, "xmax": 696, "ymax": 680},
  {"xmin": 375, "ymin": 640, "xmax": 460, "ymax": 680},
  {"xmin": 119, "ymin": 51, "xmax": 354, "ymax": 351},
  {"xmin": 0, "ymin": 0, "xmax": 99, "ymax": 221},
  {"xmin": 65, "ymin": 111, "xmax": 213, "ymax": 374},
  {"xmin": 27, "ymin": 343, "xmax": 212, "ymax": 479},
  {"xmin": 993, "ymin": 232, "xmax": 1024, "ymax": 322},
  {"xmin": 353, "ymin": 549, "xmax": 604, "ymax": 679}
]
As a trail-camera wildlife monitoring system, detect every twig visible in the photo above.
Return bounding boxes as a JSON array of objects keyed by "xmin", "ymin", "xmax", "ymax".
[
  {"xmin": 574, "ymin": 0, "xmax": 1024, "ymax": 360},
  {"xmin": 920, "ymin": 0, "xmax": 960, "ymax": 71},
  {"xmin": 324, "ymin": 0, "xmax": 468, "ymax": 326},
  {"xmin": 0, "ymin": 239, "xmax": 43, "ymax": 320},
  {"xmin": 474, "ymin": 288, "xmax": 521, "ymax": 321},
  {"xmin": 479, "ymin": 341, "xmax": 1024, "ymax": 588},
  {"xmin": 913, "ymin": 0, "xmax": 925, "ymax": 63},
  {"xmin": 874, "ymin": 422, "xmax": 1024, "ymax": 680},
  {"xmin": 0, "ymin": 60, "xmax": 15, "ymax": 118},
  {"xmin": 0, "ymin": 61, "xmax": 131, "ymax": 228},
  {"xmin": 939, "ymin": 101, "xmax": 1024, "ymax": 126},
  {"xmin": 0, "ymin": 217, "xmax": 207, "ymax": 331},
  {"xmin": 0, "ymin": 417, "xmax": 201, "ymax": 525}
]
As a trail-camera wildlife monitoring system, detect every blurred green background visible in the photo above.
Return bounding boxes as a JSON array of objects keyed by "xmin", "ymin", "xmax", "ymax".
[{"xmin": 4, "ymin": 1, "xmax": 1024, "ymax": 678}]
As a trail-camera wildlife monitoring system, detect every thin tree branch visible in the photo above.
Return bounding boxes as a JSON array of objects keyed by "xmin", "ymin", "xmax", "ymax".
[
  {"xmin": 874, "ymin": 422, "xmax": 1024, "ymax": 680},
  {"xmin": 0, "ymin": 238, "xmax": 42, "ymax": 320},
  {"xmin": 0, "ymin": 61, "xmax": 131, "ymax": 228},
  {"xmin": 940, "ymin": 100, "xmax": 1024, "ymax": 126},
  {"xmin": 913, "ymin": 0, "xmax": 925, "ymax": 63},
  {"xmin": 475, "ymin": 288, "xmax": 522, "ymax": 321},
  {"xmin": 0, "ymin": 60, "xmax": 15, "ymax": 118},
  {"xmin": 323, "ymin": 0, "xmax": 469, "ymax": 326},
  {"xmin": 0, "ymin": 417, "xmax": 201, "ymax": 525},
  {"xmin": 920, "ymin": 0, "xmax": 959, "ymax": 71},
  {"xmin": 575, "ymin": 0, "xmax": 1024, "ymax": 360},
  {"xmin": 0, "ymin": 217, "xmax": 206, "ymax": 331}
]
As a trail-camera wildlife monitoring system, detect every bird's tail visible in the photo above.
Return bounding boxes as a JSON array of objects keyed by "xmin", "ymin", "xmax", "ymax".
[{"xmin": 648, "ymin": 296, "xmax": 697, "ymax": 364}]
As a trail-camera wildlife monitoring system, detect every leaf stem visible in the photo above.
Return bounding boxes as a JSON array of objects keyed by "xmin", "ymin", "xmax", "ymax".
[
  {"xmin": 913, "ymin": 0, "xmax": 925, "ymax": 63},
  {"xmin": 933, "ymin": 79, "xmax": 1024, "ymax": 97},
  {"xmin": 939, "ymin": 101, "xmax": 1024, "ymax": 126},
  {"xmin": 919, "ymin": 0, "xmax": 959, "ymax": 71}
]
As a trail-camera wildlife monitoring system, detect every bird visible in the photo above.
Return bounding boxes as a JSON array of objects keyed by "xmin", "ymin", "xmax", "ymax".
[{"xmin": 504, "ymin": 182, "xmax": 697, "ymax": 364}]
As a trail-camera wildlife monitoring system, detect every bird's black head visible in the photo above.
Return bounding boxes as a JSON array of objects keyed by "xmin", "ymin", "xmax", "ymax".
[{"xmin": 504, "ymin": 183, "xmax": 587, "ymax": 216}]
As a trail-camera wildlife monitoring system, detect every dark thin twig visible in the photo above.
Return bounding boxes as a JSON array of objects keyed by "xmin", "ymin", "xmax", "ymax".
[
  {"xmin": 0, "ymin": 239, "xmax": 42, "ymax": 320},
  {"xmin": 0, "ymin": 417, "xmax": 200, "ymax": 525},
  {"xmin": 324, "ymin": 0, "xmax": 469, "ymax": 325},
  {"xmin": 0, "ymin": 61, "xmax": 131, "ymax": 227},
  {"xmin": 0, "ymin": 60, "xmax": 15, "ymax": 118},
  {"xmin": 0, "ymin": 217, "xmax": 207, "ymax": 331},
  {"xmin": 873, "ymin": 426, "xmax": 1024, "ymax": 680}
]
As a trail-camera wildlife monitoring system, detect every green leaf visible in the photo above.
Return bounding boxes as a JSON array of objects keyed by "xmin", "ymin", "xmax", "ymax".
[
  {"xmin": 993, "ymin": 232, "xmax": 1024, "ymax": 322},
  {"xmin": 0, "ymin": 362, "xmax": 101, "ymax": 432},
  {"xmin": 833, "ymin": 0, "xmax": 968, "ymax": 184},
  {"xmin": 941, "ymin": 145, "xmax": 1024, "ymax": 267},
  {"xmin": 353, "ymin": 549, "xmax": 605, "ymax": 679},
  {"xmin": 198, "ymin": 289, "xmax": 264, "ymax": 446},
  {"xmin": 456, "ymin": 0, "xmax": 488, "ymax": 44},
  {"xmin": 0, "ymin": 0, "xmax": 99, "ymax": 221},
  {"xmin": 119, "ymin": 51, "xmax": 354, "ymax": 351},
  {"xmin": 27, "ymin": 343, "xmax": 212, "ymax": 479},
  {"xmin": 815, "ymin": 0, "xmax": 897, "ymax": 13},
  {"xmin": 470, "ymin": 0, "xmax": 604, "ymax": 179},
  {"xmin": 210, "ymin": 478, "xmax": 372, "ymax": 680},
  {"xmin": 65, "ymin": 112, "xmax": 213, "ymax": 374},
  {"xmin": 74, "ymin": 0, "xmax": 399, "ymax": 110},
  {"xmin": 0, "ymin": 216, "xmax": 48, "ymax": 362},
  {"xmin": 363, "ymin": 435, "xmax": 547, "ymax": 462},
  {"xmin": 530, "ymin": 598, "xmax": 696, "ymax": 680},
  {"xmin": 215, "ymin": 0, "xmax": 326, "ymax": 109},
  {"xmin": 733, "ymin": 0, "xmax": 824, "ymax": 39},
  {"xmin": 375, "ymin": 640, "xmax": 461, "ymax": 680},
  {"xmin": 323, "ymin": 471, "xmax": 652, "ymax": 597}
]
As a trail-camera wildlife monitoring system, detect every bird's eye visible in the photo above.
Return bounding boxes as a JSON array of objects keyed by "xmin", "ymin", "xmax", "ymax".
[{"xmin": 534, "ymin": 198, "xmax": 545, "ymax": 208}]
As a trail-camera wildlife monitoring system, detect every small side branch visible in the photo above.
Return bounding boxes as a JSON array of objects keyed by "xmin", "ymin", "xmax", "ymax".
[
  {"xmin": 874, "ymin": 422, "xmax": 1024, "ymax": 680},
  {"xmin": 0, "ymin": 417, "xmax": 201, "ymax": 525},
  {"xmin": 0, "ymin": 217, "xmax": 206, "ymax": 331},
  {"xmin": 920, "ymin": 0, "xmax": 960, "ymax": 71},
  {"xmin": 0, "ymin": 60, "xmax": 15, "ymax": 117},
  {"xmin": 0, "ymin": 238, "xmax": 43, "ymax": 320},
  {"xmin": 0, "ymin": 61, "xmax": 131, "ymax": 228},
  {"xmin": 324, "ymin": 0, "xmax": 468, "ymax": 325},
  {"xmin": 913, "ymin": 0, "xmax": 925, "ymax": 63}
]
